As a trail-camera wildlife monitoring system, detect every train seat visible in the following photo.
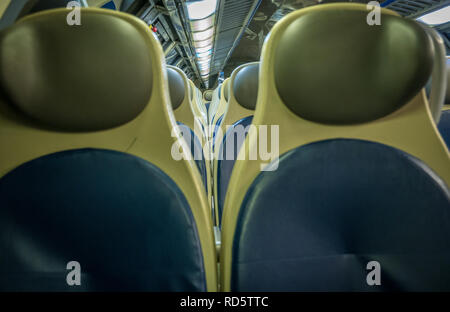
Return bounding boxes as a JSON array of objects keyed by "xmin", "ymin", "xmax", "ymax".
[
  {"xmin": 0, "ymin": 8, "xmax": 216, "ymax": 291},
  {"xmin": 437, "ymin": 60, "xmax": 450, "ymax": 148},
  {"xmin": 214, "ymin": 63, "xmax": 259, "ymax": 226},
  {"xmin": 208, "ymin": 83, "xmax": 221, "ymax": 125},
  {"xmin": 211, "ymin": 80, "xmax": 231, "ymax": 149},
  {"xmin": 167, "ymin": 66, "xmax": 210, "ymax": 197},
  {"xmin": 203, "ymin": 89, "xmax": 213, "ymax": 114},
  {"xmin": 220, "ymin": 3, "xmax": 450, "ymax": 291},
  {"xmin": 211, "ymin": 79, "xmax": 230, "ymax": 127},
  {"xmin": 216, "ymin": 65, "xmax": 257, "ymax": 141},
  {"xmin": 188, "ymin": 79, "xmax": 208, "ymax": 127}
]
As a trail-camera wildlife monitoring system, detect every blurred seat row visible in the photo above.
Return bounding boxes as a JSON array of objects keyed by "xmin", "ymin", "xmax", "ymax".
[{"xmin": 0, "ymin": 3, "xmax": 449, "ymax": 291}]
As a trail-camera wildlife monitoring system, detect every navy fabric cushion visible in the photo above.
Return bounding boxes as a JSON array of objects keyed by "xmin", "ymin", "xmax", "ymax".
[
  {"xmin": 177, "ymin": 122, "xmax": 208, "ymax": 192},
  {"xmin": 101, "ymin": 1, "xmax": 117, "ymax": 9},
  {"xmin": 232, "ymin": 139, "xmax": 450, "ymax": 291},
  {"xmin": 217, "ymin": 116, "xmax": 253, "ymax": 225},
  {"xmin": 438, "ymin": 110, "xmax": 450, "ymax": 149},
  {"xmin": 0, "ymin": 149, "xmax": 206, "ymax": 291},
  {"xmin": 212, "ymin": 114, "xmax": 225, "ymax": 151}
]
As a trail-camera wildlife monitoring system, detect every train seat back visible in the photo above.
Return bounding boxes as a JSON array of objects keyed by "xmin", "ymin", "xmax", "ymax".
[
  {"xmin": 188, "ymin": 79, "xmax": 208, "ymax": 127},
  {"xmin": 0, "ymin": 8, "xmax": 217, "ymax": 291},
  {"xmin": 211, "ymin": 79, "xmax": 230, "ymax": 127},
  {"xmin": 214, "ymin": 63, "xmax": 259, "ymax": 226},
  {"xmin": 167, "ymin": 66, "xmax": 209, "ymax": 196},
  {"xmin": 220, "ymin": 3, "xmax": 450, "ymax": 291}
]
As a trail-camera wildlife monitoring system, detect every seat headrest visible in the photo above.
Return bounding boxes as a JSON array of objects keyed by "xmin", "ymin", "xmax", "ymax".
[
  {"xmin": 233, "ymin": 63, "xmax": 259, "ymax": 110},
  {"xmin": 274, "ymin": 9, "xmax": 433, "ymax": 124},
  {"xmin": 0, "ymin": 9, "xmax": 153, "ymax": 131},
  {"xmin": 167, "ymin": 67, "xmax": 185, "ymax": 110},
  {"xmin": 204, "ymin": 90, "xmax": 213, "ymax": 101},
  {"xmin": 224, "ymin": 81, "xmax": 229, "ymax": 102}
]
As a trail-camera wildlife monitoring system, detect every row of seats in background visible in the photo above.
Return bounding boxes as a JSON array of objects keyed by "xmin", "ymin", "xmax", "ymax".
[{"xmin": 0, "ymin": 3, "xmax": 449, "ymax": 292}]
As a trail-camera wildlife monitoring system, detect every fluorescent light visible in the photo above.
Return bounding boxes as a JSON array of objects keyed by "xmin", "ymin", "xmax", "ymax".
[
  {"xmin": 197, "ymin": 59, "xmax": 211, "ymax": 66},
  {"xmin": 197, "ymin": 54, "xmax": 212, "ymax": 61},
  {"xmin": 197, "ymin": 63, "xmax": 210, "ymax": 70},
  {"xmin": 190, "ymin": 15, "xmax": 215, "ymax": 32},
  {"xmin": 198, "ymin": 58, "xmax": 212, "ymax": 65},
  {"xmin": 195, "ymin": 45, "xmax": 213, "ymax": 54},
  {"xmin": 197, "ymin": 57, "xmax": 211, "ymax": 63},
  {"xmin": 192, "ymin": 27, "xmax": 214, "ymax": 41},
  {"xmin": 186, "ymin": 1, "xmax": 218, "ymax": 84},
  {"xmin": 187, "ymin": 0, "xmax": 218, "ymax": 20},
  {"xmin": 198, "ymin": 65, "xmax": 210, "ymax": 71},
  {"xmin": 417, "ymin": 5, "xmax": 450, "ymax": 26},
  {"xmin": 196, "ymin": 50, "xmax": 212, "ymax": 58},
  {"xmin": 193, "ymin": 37, "xmax": 214, "ymax": 48}
]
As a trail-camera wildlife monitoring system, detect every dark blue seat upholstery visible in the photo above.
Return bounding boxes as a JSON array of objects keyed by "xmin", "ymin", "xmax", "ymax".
[
  {"xmin": 0, "ymin": 149, "xmax": 206, "ymax": 291},
  {"xmin": 438, "ymin": 110, "xmax": 450, "ymax": 149},
  {"xmin": 217, "ymin": 116, "xmax": 253, "ymax": 225},
  {"xmin": 232, "ymin": 139, "xmax": 450, "ymax": 291},
  {"xmin": 101, "ymin": 1, "xmax": 117, "ymax": 10},
  {"xmin": 177, "ymin": 122, "xmax": 208, "ymax": 192},
  {"xmin": 434, "ymin": 58, "xmax": 449, "ymax": 147},
  {"xmin": 212, "ymin": 114, "xmax": 224, "ymax": 151}
]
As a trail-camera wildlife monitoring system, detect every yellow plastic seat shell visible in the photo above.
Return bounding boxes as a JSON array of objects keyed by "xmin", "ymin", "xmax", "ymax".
[
  {"xmin": 168, "ymin": 66, "xmax": 206, "ymax": 140},
  {"xmin": 209, "ymin": 78, "xmax": 230, "ymax": 126},
  {"xmin": 220, "ymin": 3, "xmax": 450, "ymax": 291},
  {"xmin": 168, "ymin": 65, "xmax": 213, "ymax": 209},
  {"xmin": 207, "ymin": 84, "xmax": 221, "ymax": 124},
  {"xmin": 189, "ymin": 79, "xmax": 208, "ymax": 127},
  {"xmin": 0, "ymin": 8, "xmax": 217, "ymax": 291},
  {"xmin": 211, "ymin": 79, "xmax": 231, "ymax": 129},
  {"xmin": 212, "ymin": 63, "xmax": 256, "ymax": 225},
  {"xmin": 0, "ymin": 0, "xmax": 10, "ymax": 18}
]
